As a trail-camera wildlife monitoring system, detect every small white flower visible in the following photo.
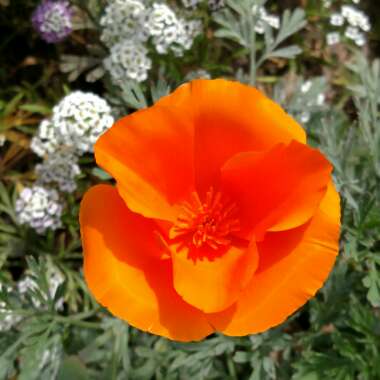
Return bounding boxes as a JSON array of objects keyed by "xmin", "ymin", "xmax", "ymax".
[
  {"xmin": 15, "ymin": 186, "xmax": 63, "ymax": 234},
  {"xmin": 104, "ymin": 39, "xmax": 152, "ymax": 83},
  {"xmin": 341, "ymin": 5, "xmax": 353, "ymax": 18},
  {"xmin": 330, "ymin": 13, "xmax": 344, "ymax": 26},
  {"xmin": 326, "ymin": 32, "xmax": 340, "ymax": 45},
  {"xmin": 345, "ymin": 26, "xmax": 360, "ymax": 40},
  {"xmin": 31, "ymin": 119, "xmax": 61, "ymax": 157},
  {"xmin": 301, "ymin": 81, "xmax": 312, "ymax": 93},
  {"xmin": 354, "ymin": 33, "xmax": 366, "ymax": 46},
  {"xmin": 145, "ymin": 3, "xmax": 177, "ymax": 37},
  {"xmin": 17, "ymin": 276, "xmax": 37, "ymax": 294},
  {"xmin": 252, "ymin": 5, "xmax": 280, "ymax": 33},
  {"xmin": 263, "ymin": 14, "xmax": 280, "ymax": 29},
  {"xmin": 300, "ymin": 111, "xmax": 311, "ymax": 123},
  {"xmin": 255, "ymin": 20, "xmax": 265, "ymax": 34},
  {"xmin": 173, "ymin": 19, "xmax": 202, "ymax": 56},
  {"xmin": 316, "ymin": 93, "xmax": 325, "ymax": 106}
]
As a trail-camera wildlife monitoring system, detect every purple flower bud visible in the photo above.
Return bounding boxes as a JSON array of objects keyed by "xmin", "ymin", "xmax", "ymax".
[{"xmin": 32, "ymin": 0, "xmax": 73, "ymax": 43}]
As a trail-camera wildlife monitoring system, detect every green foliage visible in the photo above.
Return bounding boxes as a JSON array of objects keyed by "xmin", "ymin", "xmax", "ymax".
[{"xmin": 213, "ymin": 0, "xmax": 305, "ymax": 84}]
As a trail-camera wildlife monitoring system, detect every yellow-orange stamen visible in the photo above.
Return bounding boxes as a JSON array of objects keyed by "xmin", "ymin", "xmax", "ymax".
[{"xmin": 171, "ymin": 187, "xmax": 240, "ymax": 250}]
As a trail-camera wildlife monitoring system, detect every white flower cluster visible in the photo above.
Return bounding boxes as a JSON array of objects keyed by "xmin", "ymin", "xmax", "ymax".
[
  {"xmin": 15, "ymin": 186, "xmax": 63, "ymax": 234},
  {"xmin": 252, "ymin": 4, "xmax": 280, "ymax": 34},
  {"xmin": 32, "ymin": 91, "xmax": 114, "ymax": 156},
  {"xmin": 144, "ymin": 3, "xmax": 202, "ymax": 56},
  {"xmin": 18, "ymin": 265, "xmax": 65, "ymax": 310},
  {"xmin": 27, "ymin": 92, "xmax": 113, "ymax": 233},
  {"xmin": 104, "ymin": 40, "xmax": 152, "ymax": 83},
  {"xmin": 100, "ymin": 0, "xmax": 147, "ymax": 47},
  {"xmin": 51, "ymin": 91, "xmax": 114, "ymax": 153},
  {"xmin": 101, "ymin": 0, "xmax": 202, "ymax": 83},
  {"xmin": 327, "ymin": 3, "xmax": 370, "ymax": 47},
  {"xmin": 36, "ymin": 150, "xmax": 80, "ymax": 193},
  {"xmin": 326, "ymin": 32, "xmax": 340, "ymax": 46}
]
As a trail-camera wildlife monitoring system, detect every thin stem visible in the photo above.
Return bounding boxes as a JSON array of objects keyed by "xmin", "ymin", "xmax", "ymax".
[
  {"xmin": 54, "ymin": 315, "xmax": 103, "ymax": 330},
  {"xmin": 3, "ymin": 307, "xmax": 103, "ymax": 330},
  {"xmin": 250, "ymin": 30, "xmax": 256, "ymax": 85},
  {"xmin": 54, "ymin": 307, "xmax": 102, "ymax": 329},
  {"xmin": 248, "ymin": 10, "xmax": 257, "ymax": 86},
  {"xmin": 70, "ymin": 307, "xmax": 102, "ymax": 320},
  {"xmin": 227, "ymin": 356, "xmax": 238, "ymax": 380}
]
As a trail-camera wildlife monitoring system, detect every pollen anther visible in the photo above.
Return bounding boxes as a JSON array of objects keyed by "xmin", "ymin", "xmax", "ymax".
[{"xmin": 171, "ymin": 187, "xmax": 240, "ymax": 250}]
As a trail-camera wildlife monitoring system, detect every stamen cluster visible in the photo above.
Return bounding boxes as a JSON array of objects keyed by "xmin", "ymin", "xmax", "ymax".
[{"xmin": 171, "ymin": 188, "xmax": 240, "ymax": 251}]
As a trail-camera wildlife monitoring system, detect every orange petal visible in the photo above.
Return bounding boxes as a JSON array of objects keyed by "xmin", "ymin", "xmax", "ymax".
[
  {"xmin": 207, "ymin": 182, "xmax": 341, "ymax": 336},
  {"xmin": 170, "ymin": 241, "xmax": 259, "ymax": 313},
  {"xmin": 158, "ymin": 79, "xmax": 306, "ymax": 194},
  {"xmin": 94, "ymin": 105, "xmax": 194, "ymax": 222},
  {"xmin": 80, "ymin": 185, "xmax": 213, "ymax": 341},
  {"xmin": 221, "ymin": 140, "xmax": 332, "ymax": 239}
]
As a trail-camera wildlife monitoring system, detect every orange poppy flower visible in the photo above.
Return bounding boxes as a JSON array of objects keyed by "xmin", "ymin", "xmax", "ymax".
[{"xmin": 80, "ymin": 79, "xmax": 340, "ymax": 342}]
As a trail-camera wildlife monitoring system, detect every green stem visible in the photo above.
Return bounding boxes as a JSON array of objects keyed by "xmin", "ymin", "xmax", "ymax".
[
  {"xmin": 70, "ymin": 307, "xmax": 102, "ymax": 320},
  {"xmin": 2, "ymin": 308, "xmax": 102, "ymax": 329},
  {"xmin": 249, "ymin": 15, "xmax": 257, "ymax": 85},
  {"xmin": 54, "ymin": 315, "xmax": 103, "ymax": 330},
  {"xmin": 227, "ymin": 356, "xmax": 238, "ymax": 380},
  {"xmin": 53, "ymin": 307, "xmax": 102, "ymax": 329}
]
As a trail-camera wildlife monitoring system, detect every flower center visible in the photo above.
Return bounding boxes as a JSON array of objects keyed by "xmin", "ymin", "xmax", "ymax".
[{"xmin": 171, "ymin": 187, "xmax": 240, "ymax": 250}]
